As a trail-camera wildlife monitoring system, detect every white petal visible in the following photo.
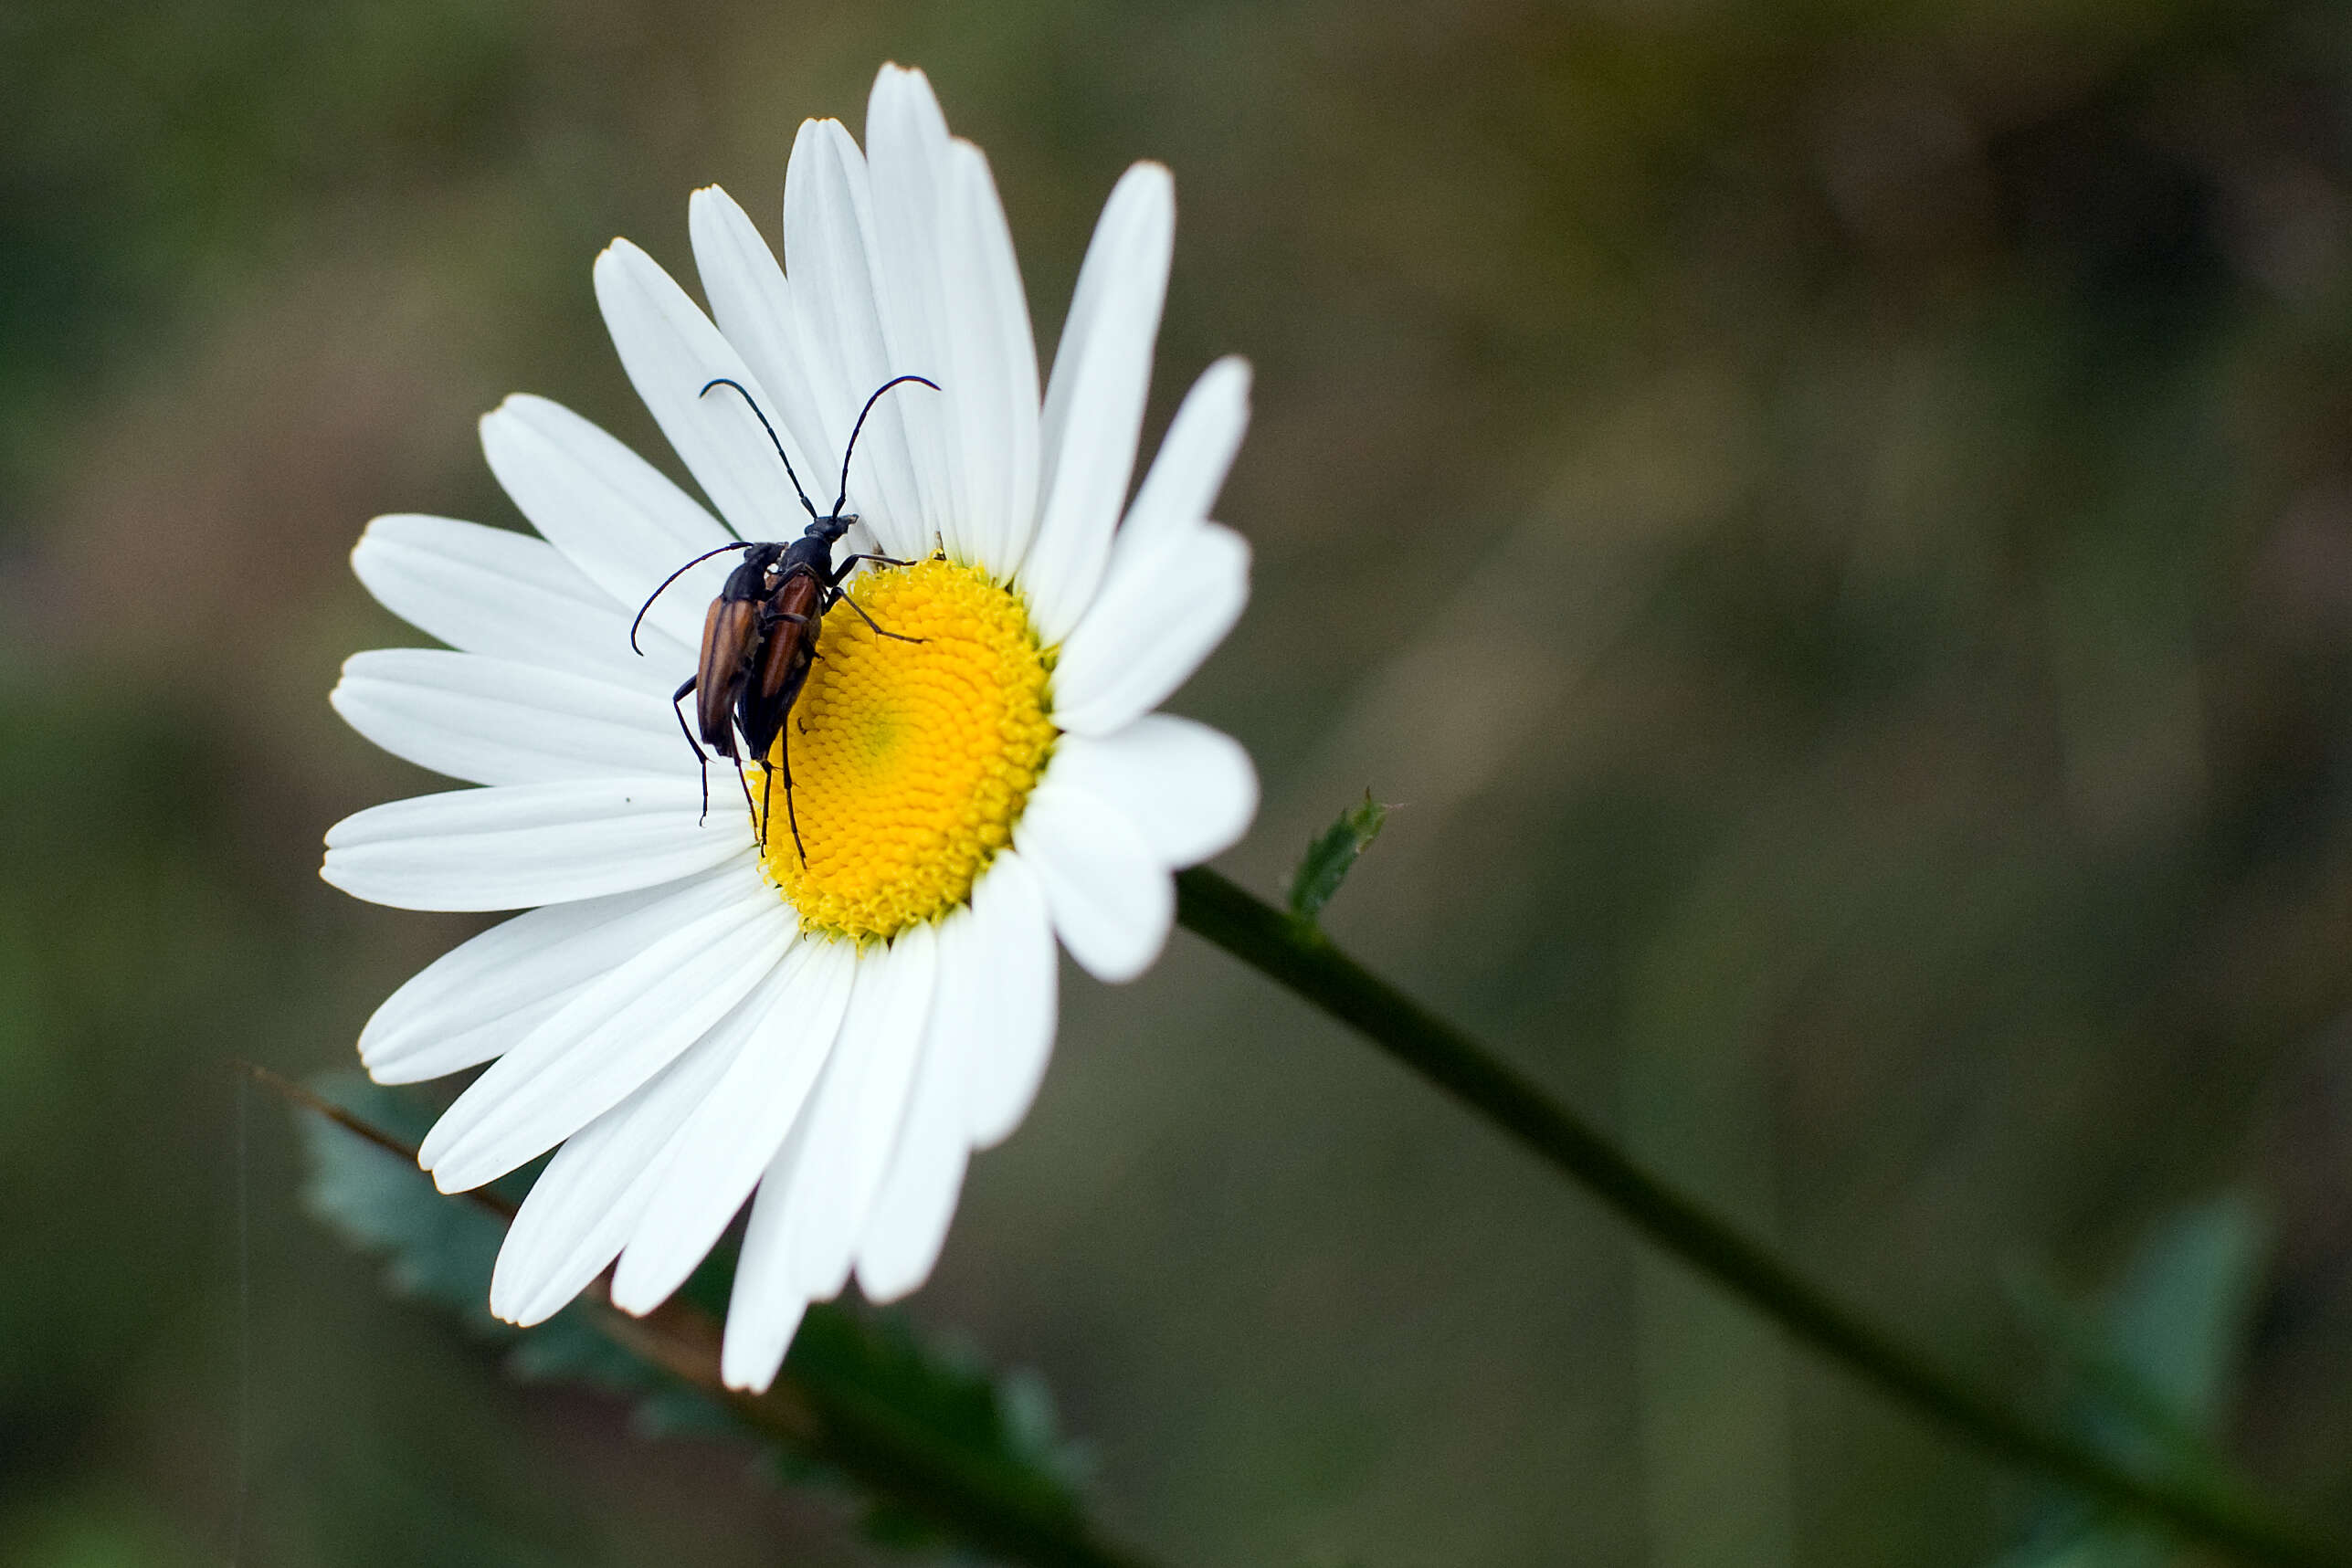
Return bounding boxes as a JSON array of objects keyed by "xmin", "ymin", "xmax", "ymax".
[
  {"xmin": 322, "ymin": 777, "xmax": 753, "ymax": 912},
  {"xmin": 332, "ymin": 649, "xmax": 686, "ymax": 787},
  {"xmin": 591, "ymin": 240, "xmax": 809, "ymax": 546},
  {"xmin": 609, "ymin": 938, "xmax": 856, "ymax": 1313},
  {"xmin": 1110, "ymin": 356, "xmax": 1250, "ymax": 576},
  {"xmin": 419, "ymin": 872, "xmax": 791, "ymax": 1191},
  {"xmin": 359, "ymin": 872, "xmax": 733, "ymax": 1085},
  {"xmin": 722, "ymin": 1029, "xmax": 844, "ymax": 1391},
  {"xmin": 784, "ymin": 119, "xmax": 926, "ymax": 557},
  {"xmin": 489, "ymin": 1014, "xmax": 751, "ymax": 1325},
  {"xmin": 866, "ymin": 65, "xmax": 963, "ymax": 560},
  {"xmin": 350, "ymin": 514, "xmax": 688, "ymax": 691},
  {"xmin": 940, "ymin": 139, "xmax": 1039, "ymax": 577},
  {"xmin": 962, "ymin": 851, "xmax": 1059, "ymax": 1146},
  {"xmin": 688, "ymin": 186, "xmax": 835, "ymax": 522},
  {"xmin": 1044, "ymin": 714, "xmax": 1257, "ymax": 868},
  {"xmin": 1019, "ymin": 163, "xmax": 1174, "ymax": 644},
  {"xmin": 718, "ymin": 933, "xmax": 934, "ymax": 1382},
  {"xmin": 785, "ymin": 927, "xmax": 939, "ymax": 1298},
  {"xmin": 1051, "ymin": 521, "xmax": 1250, "ymax": 738},
  {"xmin": 1013, "ymin": 777, "xmax": 1173, "ymax": 984},
  {"xmin": 857, "ymin": 906, "xmax": 982, "ymax": 1300},
  {"xmin": 367, "ymin": 987, "xmax": 569, "ymax": 1089},
  {"xmin": 479, "ymin": 394, "xmax": 739, "ymax": 658},
  {"xmin": 722, "ymin": 1152, "xmax": 810, "ymax": 1392}
]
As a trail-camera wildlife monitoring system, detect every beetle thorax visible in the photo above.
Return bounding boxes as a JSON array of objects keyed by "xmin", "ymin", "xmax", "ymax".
[{"xmin": 778, "ymin": 531, "xmax": 838, "ymax": 579}]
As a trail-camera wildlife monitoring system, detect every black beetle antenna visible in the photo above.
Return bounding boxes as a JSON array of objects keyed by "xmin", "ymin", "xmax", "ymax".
[
  {"xmin": 832, "ymin": 374, "xmax": 941, "ymax": 521},
  {"xmin": 629, "ymin": 541, "xmax": 755, "ymax": 654},
  {"xmin": 700, "ymin": 377, "xmax": 820, "ymax": 522}
]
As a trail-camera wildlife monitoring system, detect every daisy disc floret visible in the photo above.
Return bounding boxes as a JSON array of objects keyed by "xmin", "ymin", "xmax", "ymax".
[
  {"xmin": 761, "ymin": 555, "xmax": 1059, "ymax": 941},
  {"xmin": 320, "ymin": 63, "xmax": 1257, "ymax": 1393}
]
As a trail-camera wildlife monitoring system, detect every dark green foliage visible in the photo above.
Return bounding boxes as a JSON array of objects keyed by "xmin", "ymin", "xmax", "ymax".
[
  {"xmin": 1288, "ymin": 793, "xmax": 1387, "ymax": 924},
  {"xmin": 294, "ymin": 1075, "xmax": 1090, "ymax": 1556},
  {"xmin": 297, "ymin": 1075, "xmax": 724, "ymax": 1421},
  {"xmin": 786, "ymin": 1308, "xmax": 1089, "ymax": 1548},
  {"xmin": 298, "ymin": 1079, "xmax": 503, "ymax": 1332}
]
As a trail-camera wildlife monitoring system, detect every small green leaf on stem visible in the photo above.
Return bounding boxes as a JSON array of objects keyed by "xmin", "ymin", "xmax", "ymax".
[
  {"xmin": 1994, "ymin": 1194, "xmax": 2273, "ymax": 1568},
  {"xmin": 1289, "ymin": 792, "xmax": 1387, "ymax": 923}
]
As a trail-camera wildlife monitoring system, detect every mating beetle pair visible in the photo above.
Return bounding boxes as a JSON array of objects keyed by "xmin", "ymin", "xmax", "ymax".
[{"xmin": 631, "ymin": 374, "xmax": 936, "ymax": 862}]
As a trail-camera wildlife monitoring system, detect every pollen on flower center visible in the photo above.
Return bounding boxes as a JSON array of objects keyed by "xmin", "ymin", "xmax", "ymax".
[{"xmin": 755, "ymin": 556, "xmax": 1055, "ymax": 942}]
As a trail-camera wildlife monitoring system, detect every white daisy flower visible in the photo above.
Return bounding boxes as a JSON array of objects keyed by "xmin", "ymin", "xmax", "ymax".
[{"xmin": 321, "ymin": 63, "xmax": 1257, "ymax": 1393}]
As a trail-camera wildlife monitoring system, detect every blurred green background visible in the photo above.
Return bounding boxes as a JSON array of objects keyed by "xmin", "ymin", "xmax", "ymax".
[{"xmin": 11, "ymin": 0, "xmax": 2352, "ymax": 1563}]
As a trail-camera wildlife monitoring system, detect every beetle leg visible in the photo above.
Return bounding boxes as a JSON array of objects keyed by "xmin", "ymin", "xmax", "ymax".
[
  {"xmin": 828, "ymin": 552, "xmax": 913, "ymax": 584},
  {"xmin": 779, "ymin": 726, "xmax": 807, "ymax": 865},
  {"xmin": 762, "ymin": 755, "xmax": 781, "ymax": 861},
  {"xmin": 733, "ymin": 758, "xmax": 761, "ymax": 845},
  {"xmin": 670, "ymin": 678, "xmax": 711, "ymax": 824},
  {"xmin": 786, "ymin": 785, "xmax": 807, "ymax": 865},
  {"xmin": 832, "ymin": 591, "xmax": 923, "ymax": 643}
]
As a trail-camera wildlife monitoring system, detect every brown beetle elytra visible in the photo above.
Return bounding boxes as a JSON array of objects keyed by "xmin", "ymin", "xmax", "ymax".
[{"xmin": 632, "ymin": 374, "xmax": 937, "ymax": 862}]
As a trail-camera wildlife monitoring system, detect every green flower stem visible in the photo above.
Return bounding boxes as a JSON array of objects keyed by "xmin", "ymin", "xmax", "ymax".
[
  {"xmin": 1172, "ymin": 868, "xmax": 2344, "ymax": 1568},
  {"xmin": 248, "ymin": 1066, "xmax": 1164, "ymax": 1568}
]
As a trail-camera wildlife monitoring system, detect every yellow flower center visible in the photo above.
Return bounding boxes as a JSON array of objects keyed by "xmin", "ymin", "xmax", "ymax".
[{"xmin": 755, "ymin": 556, "xmax": 1055, "ymax": 942}]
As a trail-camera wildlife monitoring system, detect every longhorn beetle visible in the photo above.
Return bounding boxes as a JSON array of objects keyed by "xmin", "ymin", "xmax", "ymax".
[{"xmin": 630, "ymin": 373, "xmax": 938, "ymax": 862}]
